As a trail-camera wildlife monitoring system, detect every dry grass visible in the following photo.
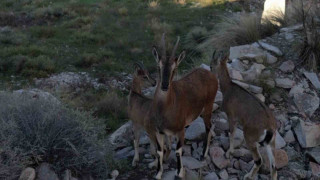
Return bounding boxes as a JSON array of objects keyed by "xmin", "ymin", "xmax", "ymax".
[{"xmin": 149, "ymin": 0, "xmax": 160, "ymax": 9}]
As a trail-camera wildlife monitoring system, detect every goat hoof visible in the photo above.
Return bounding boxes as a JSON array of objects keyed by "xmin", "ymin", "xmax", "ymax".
[
  {"xmin": 132, "ymin": 160, "xmax": 137, "ymax": 167},
  {"xmin": 148, "ymin": 160, "xmax": 158, "ymax": 169},
  {"xmin": 155, "ymin": 172, "xmax": 162, "ymax": 180}
]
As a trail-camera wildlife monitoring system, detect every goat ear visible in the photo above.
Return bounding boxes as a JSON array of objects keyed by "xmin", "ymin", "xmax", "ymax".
[
  {"xmin": 176, "ymin": 50, "xmax": 186, "ymax": 65},
  {"xmin": 152, "ymin": 46, "xmax": 160, "ymax": 63}
]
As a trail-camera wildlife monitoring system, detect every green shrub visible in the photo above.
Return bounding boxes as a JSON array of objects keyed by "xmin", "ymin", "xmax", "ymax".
[
  {"xmin": 22, "ymin": 55, "xmax": 55, "ymax": 77},
  {"xmin": 0, "ymin": 92, "xmax": 109, "ymax": 179},
  {"xmin": 75, "ymin": 53, "xmax": 100, "ymax": 68}
]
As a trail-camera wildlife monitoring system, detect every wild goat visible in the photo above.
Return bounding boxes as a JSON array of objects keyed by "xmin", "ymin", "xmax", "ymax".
[
  {"xmin": 128, "ymin": 62, "xmax": 171, "ymax": 168},
  {"xmin": 211, "ymin": 53, "xmax": 277, "ymax": 180},
  {"xmin": 151, "ymin": 34, "xmax": 218, "ymax": 179}
]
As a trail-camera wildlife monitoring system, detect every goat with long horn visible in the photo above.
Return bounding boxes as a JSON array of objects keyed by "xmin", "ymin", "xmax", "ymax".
[{"xmin": 151, "ymin": 34, "xmax": 219, "ymax": 179}]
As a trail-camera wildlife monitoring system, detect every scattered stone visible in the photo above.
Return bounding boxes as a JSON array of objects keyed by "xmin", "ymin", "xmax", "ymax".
[
  {"xmin": 258, "ymin": 41, "xmax": 283, "ymax": 56},
  {"xmin": 284, "ymin": 130, "xmax": 295, "ymax": 143},
  {"xmin": 234, "ymin": 128, "xmax": 244, "ymax": 148},
  {"xmin": 185, "ymin": 117, "xmax": 206, "ymax": 141},
  {"xmin": 239, "ymin": 159, "xmax": 253, "ymax": 172},
  {"xmin": 115, "ymin": 147, "xmax": 133, "ymax": 159},
  {"xmin": 19, "ymin": 167, "xmax": 36, "ymax": 180},
  {"xmin": 203, "ymin": 172, "xmax": 219, "ymax": 180},
  {"xmin": 289, "ymin": 84, "xmax": 304, "ymax": 97},
  {"xmin": 229, "ymin": 45, "xmax": 266, "ymax": 62},
  {"xmin": 278, "ymin": 60, "xmax": 295, "ymax": 73},
  {"xmin": 304, "ymin": 72, "xmax": 320, "ymax": 89},
  {"xmin": 200, "ymin": 63, "xmax": 210, "ymax": 71},
  {"xmin": 307, "ymin": 147, "xmax": 320, "ymax": 164},
  {"xmin": 182, "ymin": 156, "xmax": 205, "ymax": 170},
  {"xmin": 293, "ymin": 91, "xmax": 319, "ymax": 117},
  {"xmin": 36, "ymin": 163, "xmax": 59, "ymax": 180},
  {"xmin": 266, "ymin": 53, "xmax": 278, "ymax": 64},
  {"xmin": 233, "ymin": 148, "xmax": 252, "ymax": 162},
  {"xmin": 255, "ymin": 94, "xmax": 265, "ymax": 102},
  {"xmin": 261, "ymin": 149, "xmax": 288, "ymax": 171},
  {"xmin": 294, "ymin": 120, "xmax": 320, "ymax": 148},
  {"xmin": 310, "ymin": 162, "xmax": 320, "ymax": 176},
  {"xmin": 242, "ymin": 63, "xmax": 265, "ymax": 82},
  {"xmin": 209, "ymin": 147, "xmax": 230, "ymax": 169},
  {"xmin": 276, "ymin": 131, "xmax": 286, "ymax": 149},
  {"xmin": 275, "ymin": 78, "xmax": 295, "ymax": 89},
  {"xmin": 215, "ymin": 91, "xmax": 223, "ymax": 103},
  {"xmin": 229, "ymin": 69, "xmax": 243, "ymax": 81},
  {"xmin": 162, "ymin": 169, "xmax": 198, "ymax": 180},
  {"xmin": 230, "ymin": 59, "xmax": 248, "ymax": 72},
  {"xmin": 109, "ymin": 121, "xmax": 133, "ymax": 147},
  {"xmin": 280, "ymin": 24, "xmax": 303, "ymax": 32},
  {"xmin": 218, "ymin": 169, "xmax": 229, "ymax": 180},
  {"xmin": 215, "ymin": 118, "xmax": 229, "ymax": 131}
]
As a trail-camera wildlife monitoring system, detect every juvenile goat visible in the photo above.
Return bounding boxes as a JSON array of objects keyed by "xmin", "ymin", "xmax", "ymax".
[
  {"xmin": 151, "ymin": 34, "xmax": 218, "ymax": 179},
  {"xmin": 211, "ymin": 53, "xmax": 277, "ymax": 180},
  {"xmin": 128, "ymin": 62, "xmax": 171, "ymax": 168}
]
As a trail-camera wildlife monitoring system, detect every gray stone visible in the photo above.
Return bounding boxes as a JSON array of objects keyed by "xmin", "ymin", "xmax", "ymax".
[
  {"xmin": 289, "ymin": 84, "xmax": 304, "ymax": 97},
  {"xmin": 310, "ymin": 162, "xmax": 320, "ymax": 176},
  {"xmin": 294, "ymin": 120, "xmax": 320, "ymax": 148},
  {"xmin": 233, "ymin": 148, "xmax": 253, "ymax": 162},
  {"xmin": 304, "ymin": 72, "xmax": 320, "ymax": 89},
  {"xmin": 278, "ymin": 60, "xmax": 295, "ymax": 73},
  {"xmin": 307, "ymin": 147, "xmax": 320, "ymax": 164},
  {"xmin": 215, "ymin": 118, "xmax": 229, "ymax": 131},
  {"xmin": 258, "ymin": 41, "xmax": 283, "ymax": 56},
  {"xmin": 181, "ymin": 156, "xmax": 205, "ymax": 170},
  {"xmin": 229, "ymin": 45, "xmax": 266, "ymax": 62},
  {"xmin": 115, "ymin": 146, "xmax": 133, "ymax": 159},
  {"xmin": 218, "ymin": 169, "xmax": 229, "ymax": 180},
  {"xmin": 229, "ymin": 69, "xmax": 243, "ymax": 81},
  {"xmin": 185, "ymin": 117, "xmax": 206, "ymax": 141},
  {"xmin": 280, "ymin": 24, "xmax": 303, "ymax": 32},
  {"xmin": 200, "ymin": 63, "xmax": 210, "ymax": 71},
  {"xmin": 242, "ymin": 63, "xmax": 265, "ymax": 82},
  {"xmin": 276, "ymin": 131, "xmax": 286, "ymax": 149},
  {"xmin": 232, "ymin": 80, "xmax": 263, "ymax": 94},
  {"xmin": 203, "ymin": 172, "xmax": 219, "ymax": 180},
  {"xmin": 234, "ymin": 128, "xmax": 244, "ymax": 148},
  {"xmin": 284, "ymin": 130, "xmax": 295, "ymax": 143},
  {"xmin": 255, "ymin": 94, "xmax": 265, "ymax": 102},
  {"xmin": 109, "ymin": 121, "xmax": 133, "ymax": 146},
  {"xmin": 293, "ymin": 91, "xmax": 319, "ymax": 117},
  {"xmin": 210, "ymin": 147, "xmax": 230, "ymax": 169},
  {"xmin": 19, "ymin": 167, "xmax": 36, "ymax": 180},
  {"xmin": 13, "ymin": 89, "xmax": 60, "ymax": 105},
  {"xmin": 162, "ymin": 169, "xmax": 198, "ymax": 180},
  {"xmin": 215, "ymin": 91, "xmax": 223, "ymax": 103},
  {"xmin": 230, "ymin": 59, "xmax": 248, "ymax": 72},
  {"xmin": 36, "ymin": 163, "xmax": 59, "ymax": 180},
  {"xmin": 239, "ymin": 160, "xmax": 254, "ymax": 172},
  {"xmin": 275, "ymin": 78, "xmax": 295, "ymax": 89},
  {"xmin": 266, "ymin": 53, "xmax": 278, "ymax": 64}
]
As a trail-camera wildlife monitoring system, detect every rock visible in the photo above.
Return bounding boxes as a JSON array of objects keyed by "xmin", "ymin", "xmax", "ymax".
[
  {"xmin": 310, "ymin": 162, "xmax": 320, "ymax": 176},
  {"xmin": 239, "ymin": 159, "xmax": 254, "ymax": 172},
  {"xmin": 293, "ymin": 91, "xmax": 319, "ymax": 117},
  {"xmin": 280, "ymin": 24, "xmax": 303, "ymax": 32},
  {"xmin": 307, "ymin": 147, "xmax": 320, "ymax": 164},
  {"xmin": 241, "ymin": 53, "xmax": 266, "ymax": 63},
  {"xmin": 229, "ymin": 69, "xmax": 243, "ymax": 81},
  {"xmin": 115, "ymin": 146, "xmax": 133, "ymax": 159},
  {"xmin": 233, "ymin": 148, "xmax": 253, "ymax": 162},
  {"xmin": 215, "ymin": 91, "xmax": 223, "ymax": 103},
  {"xmin": 13, "ymin": 89, "xmax": 60, "ymax": 105},
  {"xmin": 110, "ymin": 170, "xmax": 119, "ymax": 180},
  {"xmin": 210, "ymin": 147, "xmax": 230, "ymax": 169},
  {"xmin": 185, "ymin": 117, "xmax": 206, "ymax": 141},
  {"xmin": 242, "ymin": 63, "xmax": 265, "ymax": 82},
  {"xmin": 215, "ymin": 118, "xmax": 229, "ymax": 131},
  {"xmin": 36, "ymin": 163, "xmax": 59, "ymax": 180},
  {"xmin": 258, "ymin": 41, "xmax": 283, "ymax": 56},
  {"xmin": 200, "ymin": 63, "xmax": 210, "ymax": 71},
  {"xmin": 275, "ymin": 131, "xmax": 286, "ymax": 149},
  {"xmin": 234, "ymin": 128, "xmax": 244, "ymax": 148},
  {"xmin": 255, "ymin": 94, "xmax": 265, "ymax": 102},
  {"xmin": 109, "ymin": 121, "xmax": 133, "ymax": 147},
  {"xmin": 289, "ymin": 84, "xmax": 304, "ymax": 97},
  {"xmin": 304, "ymin": 72, "xmax": 320, "ymax": 89},
  {"xmin": 294, "ymin": 120, "xmax": 320, "ymax": 148},
  {"xmin": 266, "ymin": 53, "xmax": 278, "ymax": 64},
  {"xmin": 284, "ymin": 130, "xmax": 295, "ymax": 143},
  {"xmin": 285, "ymin": 33, "xmax": 294, "ymax": 41},
  {"xmin": 19, "ymin": 167, "xmax": 36, "ymax": 180},
  {"xmin": 230, "ymin": 59, "xmax": 248, "ymax": 72},
  {"xmin": 183, "ymin": 145, "xmax": 192, "ymax": 156},
  {"xmin": 275, "ymin": 78, "xmax": 295, "ymax": 89},
  {"xmin": 162, "ymin": 169, "xmax": 198, "ymax": 180},
  {"xmin": 182, "ymin": 156, "xmax": 205, "ymax": 170},
  {"xmin": 278, "ymin": 60, "xmax": 295, "ymax": 73},
  {"xmin": 204, "ymin": 172, "xmax": 219, "ymax": 180},
  {"xmin": 229, "ymin": 45, "xmax": 266, "ymax": 62},
  {"xmin": 218, "ymin": 169, "xmax": 229, "ymax": 180}
]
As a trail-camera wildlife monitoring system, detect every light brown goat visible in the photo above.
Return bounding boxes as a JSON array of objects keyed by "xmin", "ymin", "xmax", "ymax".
[
  {"xmin": 151, "ymin": 34, "xmax": 218, "ymax": 179},
  {"xmin": 128, "ymin": 62, "xmax": 171, "ymax": 168},
  {"xmin": 211, "ymin": 53, "xmax": 277, "ymax": 180}
]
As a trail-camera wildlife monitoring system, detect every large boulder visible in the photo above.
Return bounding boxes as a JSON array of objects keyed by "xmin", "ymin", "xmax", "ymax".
[
  {"xmin": 109, "ymin": 121, "xmax": 133, "ymax": 147},
  {"xmin": 13, "ymin": 89, "xmax": 60, "ymax": 105},
  {"xmin": 275, "ymin": 78, "xmax": 295, "ymax": 89},
  {"xmin": 294, "ymin": 120, "xmax": 320, "ymax": 148},
  {"xmin": 185, "ymin": 117, "xmax": 206, "ymax": 141}
]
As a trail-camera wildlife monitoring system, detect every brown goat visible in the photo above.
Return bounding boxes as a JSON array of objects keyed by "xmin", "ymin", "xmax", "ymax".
[
  {"xmin": 211, "ymin": 52, "xmax": 277, "ymax": 180},
  {"xmin": 128, "ymin": 62, "xmax": 171, "ymax": 168},
  {"xmin": 151, "ymin": 34, "xmax": 218, "ymax": 179}
]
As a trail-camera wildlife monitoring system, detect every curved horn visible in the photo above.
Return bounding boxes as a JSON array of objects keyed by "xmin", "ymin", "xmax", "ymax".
[
  {"xmin": 161, "ymin": 33, "xmax": 166, "ymax": 59},
  {"xmin": 171, "ymin": 36, "xmax": 180, "ymax": 59},
  {"xmin": 133, "ymin": 62, "xmax": 145, "ymax": 70}
]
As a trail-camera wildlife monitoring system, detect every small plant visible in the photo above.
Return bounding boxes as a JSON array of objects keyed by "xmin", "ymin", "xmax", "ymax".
[
  {"xmin": 75, "ymin": 53, "xmax": 100, "ymax": 68},
  {"xmin": 22, "ymin": 55, "xmax": 55, "ymax": 77},
  {"xmin": 0, "ymin": 92, "xmax": 109, "ymax": 179},
  {"xmin": 149, "ymin": 0, "xmax": 159, "ymax": 9},
  {"xmin": 118, "ymin": 7, "xmax": 128, "ymax": 16}
]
